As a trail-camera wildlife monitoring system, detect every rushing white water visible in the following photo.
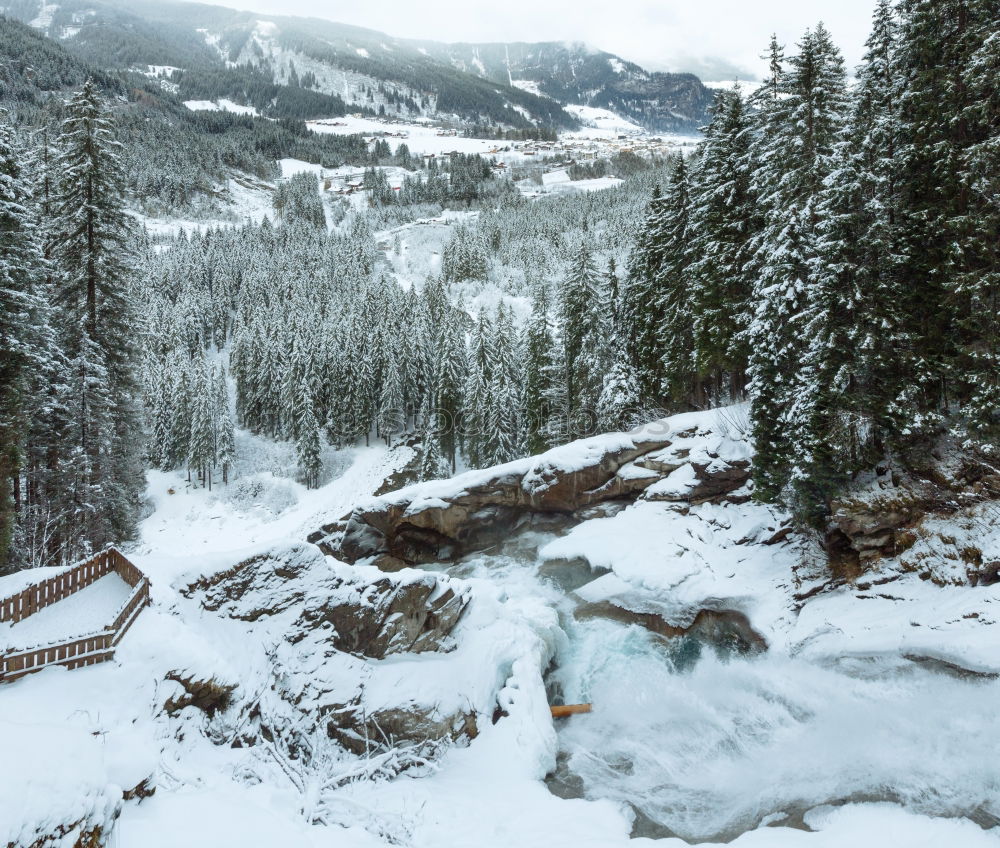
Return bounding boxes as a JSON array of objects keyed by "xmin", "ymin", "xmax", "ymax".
[
  {"xmin": 554, "ymin": 621, "xmax": 1000, "ymax": 840},
  {"xmin": 435, "ymin": 541, "xmax": 1000, "ymax": 843}
]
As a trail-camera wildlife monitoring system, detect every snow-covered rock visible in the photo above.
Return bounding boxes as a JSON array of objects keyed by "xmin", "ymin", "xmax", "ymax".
[
  {"xmin": 315, "ymin": 410, "xmax": 754, "ymax": 567},
  {"xmin": 182, "ymin": 543, "xmax": 471, "ymax": 659},
  {"xmin": 175, "ymin": 543, "xmax": 483, "ymax": 759}
]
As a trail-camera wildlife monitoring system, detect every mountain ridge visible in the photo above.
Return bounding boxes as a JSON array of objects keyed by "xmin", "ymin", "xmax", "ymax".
[{"xmin": 6, "ymin": 0, "xmax": 714, "ymax": 131}]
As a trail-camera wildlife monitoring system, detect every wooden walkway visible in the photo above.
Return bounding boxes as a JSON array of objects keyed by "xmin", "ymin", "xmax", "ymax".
[{"xmin": 0, "ymin": 548, "xmax": 151, "ymax": 684}]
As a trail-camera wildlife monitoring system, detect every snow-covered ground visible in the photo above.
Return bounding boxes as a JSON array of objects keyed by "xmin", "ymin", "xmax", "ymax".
[
  {"xmin": 541, "ymin": 168, "xmax": 624, "ymax": 193},
  {"xmin": 0, "ymin": 434, "xmax": 416, "ymax": 845},
  {"xmin": 510, "ymin": 79, "xmax": 544, "ymax": 97},
  {"xmin": 4, "ymin": 192, "xmax": 999, "ymax": 846},
  {"xmin": 137, "ymin": 173, "xmax": 275, "ymax": 238},
  {"xmin": 307, "ymin": 115, "xmax": 528, "ymax": 159},
  {"xmin": 561, "ymin": 104, "xmax": 645, "ymax": 137},
  {"xmin": 138, "ymin": 445, "xmax": 409, "ymax": 574},
  {"xmin": 306, "ymin": 113, "xmax": 698, "ymax": 166},
  {"xmin": 183, "ymin": 99, "xmax": 260, "ymax": 116},
  {"xmin": 28, "ymin": 2, "xmax": 57, "ymax": 29}
]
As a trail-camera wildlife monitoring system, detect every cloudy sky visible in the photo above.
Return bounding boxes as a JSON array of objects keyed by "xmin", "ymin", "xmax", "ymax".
[{"xmin": 223, "ymin": 0, "xmax": 878, "ymax": 80}]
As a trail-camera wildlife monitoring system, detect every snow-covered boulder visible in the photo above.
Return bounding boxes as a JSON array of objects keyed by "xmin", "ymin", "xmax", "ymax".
[
  {"xmin": 314, "ymin": 410, "xmax": 754, "ymax": 566},
  {"xmin": 182, "ymin": 543, "xmax": 471, "ymax": 658},
  {"xmin": 178, "ymin": 543, "xmax": 485, "ymax": 761}
]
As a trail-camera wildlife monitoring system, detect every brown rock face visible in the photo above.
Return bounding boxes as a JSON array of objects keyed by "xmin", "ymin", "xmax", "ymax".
[
  {"xmin": 183, "ymin": 545, "xmax": 470, "ymax": 659},
  {"xmin": 164, "ymin": 672, "xmax": 236, "ymax": 716},
  {"xmin": 314, "ymin": 428, "xmax": 753, "ymax": 567},
  {"xmin": 827, "ymin": 485, "xmax": 945, "ymax": 572},
  {"xmin": 826, "ymin": 440, "xmax": 1000, "ymax": 570},
  {"xmin": 298, "ymin": 577, "xmax": 468, "ymax": 658},
  {"xmin": 326, "ymin": 703, "xmax": 478, "ymax": 755},
  {"xmin": 968, "ymin": 561, "xmax": 1000, "ymax": 587},
  {"xmin": 574, "ymin": 601, "xmax": 768, "ymax": 655}
]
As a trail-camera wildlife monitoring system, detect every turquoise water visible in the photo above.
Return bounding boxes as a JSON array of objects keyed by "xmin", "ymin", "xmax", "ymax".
[{"xmin": 436, "ymin": 542, "xmax": 1000, "ymax": 842}]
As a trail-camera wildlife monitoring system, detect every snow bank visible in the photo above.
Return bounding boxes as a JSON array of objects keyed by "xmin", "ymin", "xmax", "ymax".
[{"xmin": 0, "ymin": 659, "xmax": 159, "ymax": 846}]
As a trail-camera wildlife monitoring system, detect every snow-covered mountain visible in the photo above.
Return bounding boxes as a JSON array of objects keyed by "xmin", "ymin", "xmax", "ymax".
[
  {"xmin": 411, "ymin": 40, "xmax": 715, "ymax": 133},
  {"xmin": 6, "ymin": 0, "xmax": 714, "ymax": 131}
]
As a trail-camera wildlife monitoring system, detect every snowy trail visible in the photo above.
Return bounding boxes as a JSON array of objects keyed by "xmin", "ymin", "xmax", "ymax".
[{"xmin": 131, "ymin": 444, "xmax": 411, "ymax": 590}]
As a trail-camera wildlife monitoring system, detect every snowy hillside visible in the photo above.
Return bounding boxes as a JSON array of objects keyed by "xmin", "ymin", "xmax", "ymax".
[
  {"xmin": 410, "ymin": 39, "xmax": 716, "ymax": 133},
  {"xmin": 4, "ymin": 409, "xmax": 1000, "ymax": 847},
  {"xmin": 10, "ymin": 0, "xmax": 713, "ymax": 132}
]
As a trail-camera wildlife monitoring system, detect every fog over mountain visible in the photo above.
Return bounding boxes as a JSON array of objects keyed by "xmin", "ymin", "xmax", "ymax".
[{"xmin": 225, "ymin": 0, "xmax": 880, "ymax": 80}]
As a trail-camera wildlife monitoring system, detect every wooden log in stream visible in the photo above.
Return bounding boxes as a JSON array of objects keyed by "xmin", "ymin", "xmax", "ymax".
[{"xmin": 550, "ymin": 703, "xmax": 592, "ymax": 717}]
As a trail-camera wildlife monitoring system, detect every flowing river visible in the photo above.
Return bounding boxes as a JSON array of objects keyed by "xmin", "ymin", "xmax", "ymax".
[{"xmin": 423, "ymin": 531, "xmax": 1000, "ymax": 843}]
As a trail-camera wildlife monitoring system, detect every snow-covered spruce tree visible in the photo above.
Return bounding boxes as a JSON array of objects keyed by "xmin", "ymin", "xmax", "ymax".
[
  {"xmin": 416, "ymin": 425, "xmax": 450, "ymax": 482},
  {"xmin": 687, "ymin": 86, "xmax": 755, "ymax": 402},
  {"xmin": 747, "ymin": 205, "xmax": 818, "ymax": 504},
  {"xmin": 890, "ymin": 0, "xmax": 999, "ymax": 428},
  {"xmin": 598, "ymin": 265, "xmax": 644, "ymax": 432},
  {"xmin": 146, "ymin": 356, "xmax": 172, "ymax": 470},
  {"xmin": 463, "ymin": 311, "xmax": 493, "ymax": 468},
  {"xmin": 481, "ymin": 303, "xmax": 520, "ymax": 466},
  {"xmin": 274, "ymin": 171, "xmax": 326, "ymax": 228},
  {"xmin": 620, "ymin": 183, "xmax": 671, "ymax": 402},
  {"xmin": 597, "ymin": 359, "xmax": 643, "ymax": 432},
  {"xmin": 603, "ymin": 256, "xmax": 619, "ymax": 340},
  {"xmin": 400, "ymin": 287, "xmax": 432, "ymax": 430},
  {"xmin": 791, "ymin": 0, "xmax": 907, "ymax": 514},
  {"xmin": 188, "ymin": 358, "xmax": 216, "ymax": 488},
  {"xmin": 519, "ymin": 289, "xmax": 556, "ymax": 455},
  {"xmin": 282, "ymin": 320, "xmax": 319, "ymax": 442},
  {"xmin": 296, "ymin": 384, "xmax": 323, "ymax": 490},
  {"xmin": 50, "ymin": 80, "xmax": 143, "ymax": 550},
  {"xmin": 377, "ymin": 343, "xmax": 405, "ymax": 447},
  {"xmin": 362, "ymin": 166, "xmax": 394, "ymax": 207},
  {"xmin": 0, "ymin": 114, "xmax": 51, "ymax": 569},
  {"xmin": 435, "ymin": 311, "xmax": 466, "ymax": 471},
  {"xmin": 954, "ymin": 4, "xmax": 1000, "ymax": 435},
  {"xmin": 216, "ymin": 394, "xmax": 236, "ymax": 486},
  {"xmin": 166, "ymin": 352, "xmax": 193, "ymax": 470},
  {"xmin": 541, "ymin": 335, "xmax": 572, "ymax": 447},
  {"xmin": 559, "ymin": 241, "xmax": 605, "ymax": 438},
  {"xmin": 441, "ymin": 224, "xmax": 489, "ymax": 282},
  {"xmin": 655, "ymin": 156, "xmax": 696, "ymax": 407},
  {"xmin": 744, "ymin": 28, "xmax": 849, "ymax": 506}
]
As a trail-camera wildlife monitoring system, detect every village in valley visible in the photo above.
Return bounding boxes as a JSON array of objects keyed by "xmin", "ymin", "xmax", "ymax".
[{"xmin": 304, "ymin": 110, "xmax": 700, "ymax": 197}]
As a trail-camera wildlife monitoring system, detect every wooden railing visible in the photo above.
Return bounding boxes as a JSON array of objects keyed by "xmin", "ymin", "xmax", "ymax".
[{"xmin": 0, "ymin": 548, "xmax": 151, "ymax": 684}]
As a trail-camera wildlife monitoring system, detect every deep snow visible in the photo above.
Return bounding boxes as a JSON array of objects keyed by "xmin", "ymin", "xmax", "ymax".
[{"xmin": 3, "ymin": 397, "xmax": 999, "ymax": 847}]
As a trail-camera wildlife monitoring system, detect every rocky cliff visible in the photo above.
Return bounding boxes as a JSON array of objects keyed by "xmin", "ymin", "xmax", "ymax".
[{"xmin": 311, "ymin": 415, "xmax": 752, "ymax": 569}]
